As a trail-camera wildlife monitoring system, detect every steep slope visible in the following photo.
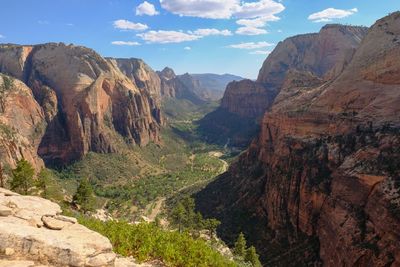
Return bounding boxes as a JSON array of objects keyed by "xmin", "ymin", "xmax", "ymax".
[
  {"xmin": 197, "ymin": 12, "xmax": 400, "ymax": 266},
  {"xmin": 111, "ymin": 58, "xmax": 163, "ymax": 125},
  {"xmin": 198, "ymin": 24, "xmax": 368, "ymax": 148},
  {"xmin": 0, "ymin": 74, "xmax": 45, "ymax": 171},
  {"xmin": 0, "ymin": 43, "xmax": 161, "ymax": 166}
]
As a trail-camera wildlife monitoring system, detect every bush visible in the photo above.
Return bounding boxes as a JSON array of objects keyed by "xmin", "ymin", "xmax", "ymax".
[{"xmin": 78, "ymin": 216, "xmax": 237, "ymax": 267}]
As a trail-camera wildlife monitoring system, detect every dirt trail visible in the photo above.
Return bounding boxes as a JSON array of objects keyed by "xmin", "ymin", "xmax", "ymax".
[{"xmin": 144, "ymin": 150, "xmax": 229, "ymax": 222}]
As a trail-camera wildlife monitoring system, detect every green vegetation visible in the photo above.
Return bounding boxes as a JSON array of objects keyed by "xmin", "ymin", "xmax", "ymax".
[
  {"xmin": 245, "ymin": 246, "xmax": 262, "ymax": 267},
  {"xmin": 232, "ymin": 232, "xmax": 262, "ymax": 267},
  {"xmin": 0, "ymin": 75, "xmax": 14, "ymax": 92},
  {"xmin": 78, "ymin": 216, "xmax": 238, "ymax": 267},
  {"xmin": 10, "ymin": 158, "xmax": 35, "ymax": 195},
  {"xmin": 234, "ymin": 232, "xmax": 247, "ymax": 258},
  {"xmin": 170, "ymin": 197, "xmax": 221, "ymax": 237},
  {"xmin": 73, "ymin": 178, "xmax": 95, "ymax": 212}
]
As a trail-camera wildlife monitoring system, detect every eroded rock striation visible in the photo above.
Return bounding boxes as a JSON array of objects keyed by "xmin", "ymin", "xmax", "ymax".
[
  {"xmin": 199, "ymin": 24, "xmax": 368, "ymax": 147},
  {"xmin": 197, "ymin": 12, "xmax": 400, "ymax": 266},
  {"xmin": 0, "ymin": 74, "xmax": 45, "ymax": 171},
  {"xmin": 0, "ymin": 43, "xmax": 162, "ymax": 166}
]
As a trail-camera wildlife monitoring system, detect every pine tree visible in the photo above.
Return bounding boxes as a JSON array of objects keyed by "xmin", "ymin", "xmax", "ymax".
[
  {"xmin": 36, "ymin": 168, "xmax": 51, "ymax": 198},
  {"xmin": 245, "ymin": 246, "xmax": 262, "ymax": 267},
  {"xmin": 171, "ymin": 202, "xmax": 186, "ymax": 233},
  {"xmin": 233, "ymin": 232, "xmax": 247, "ymax": 258},
  {"xmin": 10, "ymin": 159, "xmax": 35, "ymax": 195},
  {"xmin": 73, "ymin": 178, "xmax": 95, "ymax": 212}
]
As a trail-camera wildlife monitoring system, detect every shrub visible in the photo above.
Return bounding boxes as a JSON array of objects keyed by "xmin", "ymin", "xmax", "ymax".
[{"xmin": 78, "ymin": 216, "xmax": 237, "ymax": 267}]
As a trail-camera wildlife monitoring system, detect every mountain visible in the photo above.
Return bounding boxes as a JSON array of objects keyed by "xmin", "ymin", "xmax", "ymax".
[
  {"xmin": 196, "ymin": 12, "xmax": 400, "ymax": 266},
  {"xmin": 198, "ymin": 24, "xmax": 368, "ymax": 148},
  {"xmin": 186, "ymin": 73, "xmax": 243, "ymax": 101},
  {"xmin": 0, "ymin": 43, "xmax": 162, "ymax": 167}
]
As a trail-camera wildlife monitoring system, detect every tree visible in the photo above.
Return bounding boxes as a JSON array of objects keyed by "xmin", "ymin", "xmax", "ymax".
[
  {"xmin": 204, "ymin": 218, "xmax": 221, "ymax": 239},
  {"xmin": 245, "ymin": 246, "xmax": 262, "ymax": 267},
  {"xmin": 234, "ymin": 232, "xmax": 247, "ymax": 258},
  {"xmin": 171, "ymin": 202, "xmax": 186, "ymax": 233},
  {"xmin": 36, "ymin": 168, "xmax": 51, "ymax": 198},
  {"xmin": 10, "ymin": 159, "xmax": 35, "ymax": 195},
  {"xmin": 73, "ymin": 178, "xmax": 95, "ymax": 212}
]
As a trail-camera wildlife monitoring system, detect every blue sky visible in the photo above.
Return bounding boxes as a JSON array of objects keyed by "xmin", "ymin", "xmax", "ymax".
[{"xmin": 0, "ymin": 0, "xmax": 399, "ymax": 78}]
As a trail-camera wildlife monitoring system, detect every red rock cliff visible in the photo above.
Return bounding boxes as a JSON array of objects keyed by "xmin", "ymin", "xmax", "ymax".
[
  {"xmin": 197, "ymin": 12, "xmax": 400, "ymax": 266},
  {"xmin": 199, "ymin": 25, "xmax": 368, "ymax": 147},
  {"xmin": 0, "ymin": 43, "xmax": 161, "ymax": 166}
]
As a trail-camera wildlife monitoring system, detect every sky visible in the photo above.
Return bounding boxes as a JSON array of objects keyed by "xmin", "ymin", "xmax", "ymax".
[{"xmin": 0, "ymin": 1, "xmax": 399, "ymax": 79}]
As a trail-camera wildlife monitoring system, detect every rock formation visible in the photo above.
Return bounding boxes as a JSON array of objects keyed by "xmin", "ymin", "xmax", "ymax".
[
  {"xmin": 0, "ymin": 74, "xmax": 45, "ymax": 171},
  {"xmin": 0, "ymin": 43, "xmax": 162, "ymax": 166},
  {"xmin": 0, "ymin": 187, "xmax": 158, "ymax": 267},
  {"xmin": 197, "ymin": 12, "xmax": 400, "ymax": 266},
  {"xmin": 199, "ymin": 24, "xmax": 368, "ymax": 148},
  {"xmin": 157, "ymin": 67, "xmax": 205, "ymax": 105}
]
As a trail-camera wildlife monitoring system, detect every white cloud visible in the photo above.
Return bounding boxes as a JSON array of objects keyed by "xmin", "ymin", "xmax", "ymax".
[
  {"xmin": 184, "ymin": 46, "xmax": 191, "ymax": 50},
  {"xmin": 136, "ymin": 1, "xmax": 159, "ymax": 16},
  {"xmin": 308, "ymin": 8, "xmax": 358, "ymax": 22},
  {"xmin": 237, "ymin": 17, "xmax": 268, "ymax": 28},
  {"xmin": 228, "ymin": 41, "xmax": 274, "ymax": 49},
  {"xmin": 249, "ymin": 50, "xmax": 271, "ymax": 55},
  {"xmin": 137, "ymin": 30, "xmax": 201, "ymax": 43},
  {"xmin": 0, "ymin": 34, "xmax": 4, "ymax": 38},
  {"xmin": 236, "ymin": 26, "xmax": 267, "ymax": 35},
  {"xmin": 160, "ymin": 0, "xmax": 237, "ymax": 19},
  {"xmin": 234, "ymin": 0, "xmax": 285, "ymax": 19},
  {"xmin": 111, "ymin": 41, "xmax": 141, "ymax": 46},
  {"xmin": 113, "ymin": 19, "xmax": 148, "ymax": 31},
  {"xmin": 159, "ymin": 0, "xmax": 284, "ymax": 20},
  {"xmin": 191, "ymin": 28, "xmax": 232, "ymax": 36}
]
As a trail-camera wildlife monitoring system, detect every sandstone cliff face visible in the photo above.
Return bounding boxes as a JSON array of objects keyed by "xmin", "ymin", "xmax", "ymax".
[
  {"xmin": 0, "ymin": 74, "xmax": 45, "ymax": 171},
  {"xmin": 0, "ymin": 43, "xmax": 161, "ymax": 166},
  {"xmin": 111, "ymin": 58, "xmax": 163, "ymax": 125},
  {"xmin": 220, "ymin": 79, "xmax": 276, "ymax": 118},
  {"xmin": 197, "ymin": 12, "xmax": 400, "ymax": 266},
  {"xmin": 199, "ymin": 25, "xmax": 368, "ymax": 147}
]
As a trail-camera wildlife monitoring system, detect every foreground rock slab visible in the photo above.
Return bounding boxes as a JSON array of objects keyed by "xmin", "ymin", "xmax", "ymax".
[{"xmin": 0, "ymin": 188, "xmax": 117, "ymax": 266}]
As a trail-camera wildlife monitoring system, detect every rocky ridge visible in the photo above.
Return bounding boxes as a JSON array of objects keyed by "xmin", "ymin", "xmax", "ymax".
[{"xmin": 197, "ymin": 12, "xmax": 400, "ymax": 266}]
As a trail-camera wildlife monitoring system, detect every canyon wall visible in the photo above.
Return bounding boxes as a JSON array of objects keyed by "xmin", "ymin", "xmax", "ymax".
[
  {"xmin": 199, "ymin": 24, "xmax": 368, "ymax": 148},
  {"xmin": 197, "ymin": 12, "xmax": 400, "ymax": 266},
  {"xmin": 0, "ymin": 43, "xmax": 162, "ymax": 166}
]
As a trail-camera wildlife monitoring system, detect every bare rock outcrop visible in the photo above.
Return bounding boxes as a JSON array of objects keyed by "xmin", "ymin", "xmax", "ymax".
[
  {"xmin": 0, "ymin": 187, "xmax": 160, "ymax": 267},
  {"xmin": 0, "ymin": 43, "xmax": 161, "ymax": 166},
  {"xmin": 197, "ymin": 12, "xmax": 400, "ymax": 266}
]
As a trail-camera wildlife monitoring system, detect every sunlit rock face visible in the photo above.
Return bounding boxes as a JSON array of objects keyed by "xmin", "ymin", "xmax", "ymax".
[
  {"xmin": 197, "ymin": 12, "xmax": 400, "ymax": 266},
  {"xmin": 198, "ymin": 24, "xmax": 368, "ymax": 148},
  {"xmin": 0, "ymin": 43, "xmax": 162, "ymax": 166}
]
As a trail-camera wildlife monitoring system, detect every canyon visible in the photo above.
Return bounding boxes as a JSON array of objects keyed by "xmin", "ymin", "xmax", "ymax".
[
  {"xmin": 199, "ymin": 23, "xmax": 368, "ymax": 148},
  {"xmin": 0, "ymin": 10, "xmax": 399, "ymax": 267},
  {"xmin": 196, "ymin": 11, "xmax": 400, "ymax": 266}
]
